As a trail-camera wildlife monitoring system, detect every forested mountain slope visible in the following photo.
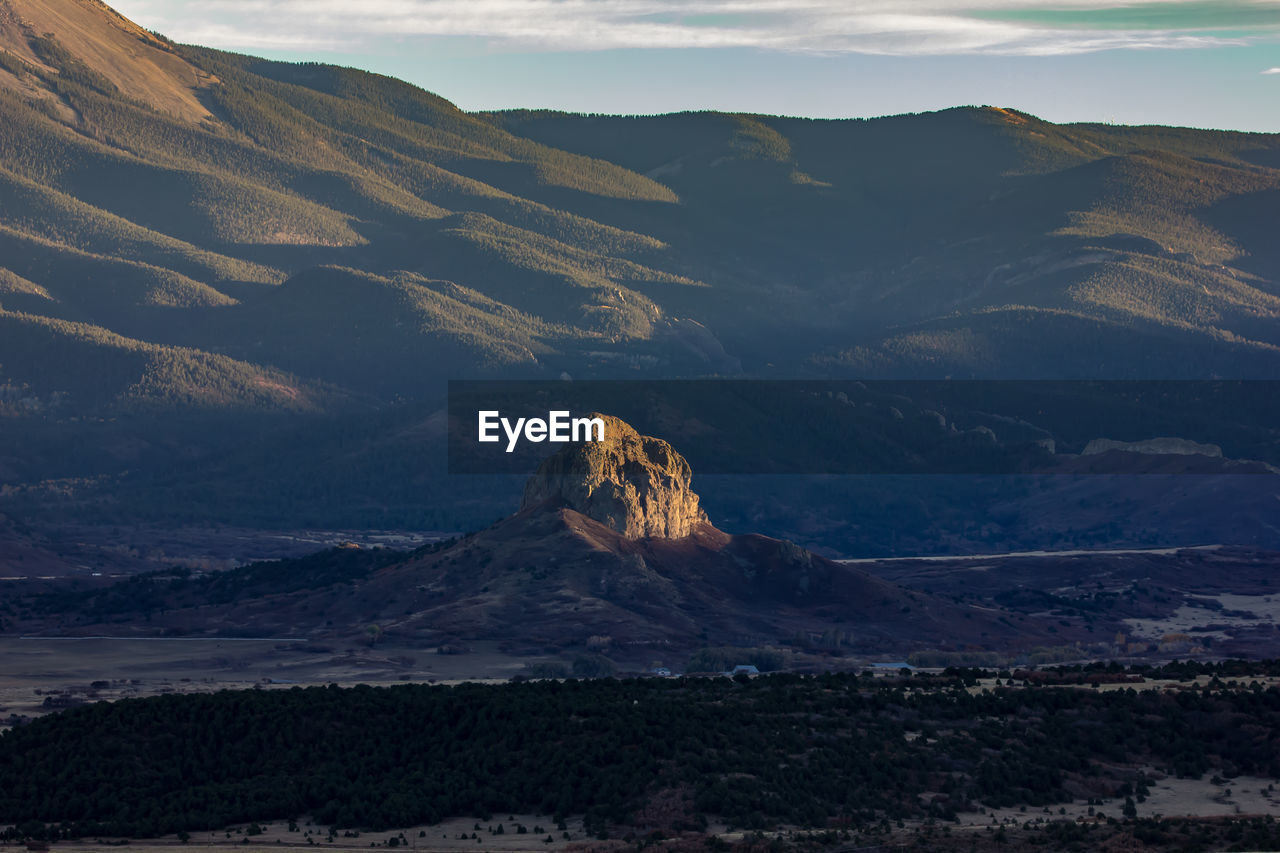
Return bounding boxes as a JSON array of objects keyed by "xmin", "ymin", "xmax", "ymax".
[{"xmin": 2, "ymin": 0, "xmax": 1279, "ymax": 532}]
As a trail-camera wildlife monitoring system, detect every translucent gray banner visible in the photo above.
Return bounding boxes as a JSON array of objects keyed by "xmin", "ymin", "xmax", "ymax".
[{"xmin": 447, "ymin": 380, "xmax": 1280, "ymax": 475}]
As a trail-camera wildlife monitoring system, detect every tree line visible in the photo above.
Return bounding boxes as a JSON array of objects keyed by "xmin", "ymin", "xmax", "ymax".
[{"xmin": 3, "ymin": 669, "xmax": 1280, "ymax": 841}]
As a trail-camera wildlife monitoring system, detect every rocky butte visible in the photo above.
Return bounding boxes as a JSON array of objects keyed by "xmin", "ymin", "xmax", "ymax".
[
  {"xmin": 14, "ymin": 415, "xmax": 1069, "ymax": 658},
  {"xmin": 520, "ymin": 413, "xmax": 708, "ymax": 540}
]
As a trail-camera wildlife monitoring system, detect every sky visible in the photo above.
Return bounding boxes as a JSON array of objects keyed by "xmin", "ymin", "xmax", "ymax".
[{"xmin": 110, "ymin": 0, "xmax": 1280, "ymax": 131}]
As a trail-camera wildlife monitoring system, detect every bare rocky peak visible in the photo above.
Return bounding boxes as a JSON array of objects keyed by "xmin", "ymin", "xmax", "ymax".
[{"xmin": 520, "ymin": 414, "xmax": 708, "ymax": 539}]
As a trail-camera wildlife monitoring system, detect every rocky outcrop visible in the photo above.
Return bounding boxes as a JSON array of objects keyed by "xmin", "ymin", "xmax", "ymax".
[{"xmin": 521, "ymin": 414, "xmax": 708, "ymax": 539}]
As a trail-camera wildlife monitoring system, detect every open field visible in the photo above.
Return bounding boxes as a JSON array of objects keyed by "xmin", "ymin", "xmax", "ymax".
[
  {"xmin": 1125, "ymin": 592, "xmax": 1280, "ymax": 640},
  {"xmin": 0, "ymin": 638, "xmax": 550, "ymax": 726},
  {"xmin": 40, "ymin": 814, "xmax": 594, "ymax": 852},
  {"xmin": 15, "ymin": 777, "xmax": 1280, "ymax": 853},
  {"xmin": 838, "ymin": 544, "xmax": 1225, "ymax": 565},
  {"xmin": 7, "ymin": 636, "xmax": 1280, "ymax": 728},
  {"xmin": 968, "ymin": 673, "xmax": 1280, "ymax": 694},
  {"xmin": 980, "ymin": 774, "xmax": 1280, "ymax": 823}
]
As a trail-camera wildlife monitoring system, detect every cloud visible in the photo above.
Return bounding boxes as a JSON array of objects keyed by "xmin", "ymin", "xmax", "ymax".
[
  {"xmin": 1264, "ymin": 67, "xmax": 1280, "ymax": 73},
  {"xmin": 108, "ymin": 0, "xmax": 1280, "ymax": 57},
  {"xmin": 175, "ymin": 22, "xmax": 346, "ymax": 51}
]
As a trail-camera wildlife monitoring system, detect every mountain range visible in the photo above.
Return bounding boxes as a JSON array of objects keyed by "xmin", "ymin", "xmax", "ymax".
[{"xmin": 0, "ymin": 0, "xmax": 1278, "ymax": 538}]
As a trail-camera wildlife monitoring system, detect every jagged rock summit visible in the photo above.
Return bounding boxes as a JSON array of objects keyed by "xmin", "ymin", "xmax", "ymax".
[{"xmin": 520, "ymin": 414, "xmax": 708, "ymax": 539}]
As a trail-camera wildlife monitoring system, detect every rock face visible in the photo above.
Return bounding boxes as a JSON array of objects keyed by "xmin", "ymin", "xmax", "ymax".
[{"xmin": 521, "ymin": 414, "xmax": 708, "ymax": 539}]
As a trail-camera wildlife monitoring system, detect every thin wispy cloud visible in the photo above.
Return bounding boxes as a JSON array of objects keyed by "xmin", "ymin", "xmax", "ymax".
[
  {"xmin": 110, "ymin": 0, "xmax": 1280, "ymax": 56},
  {"xmin": 1264, "ymin": 66, "xmax": 1280, "ymax": 73},
  {"xmin": 175, "ymin": 23, "xmax": 347, "ymax": 51}
]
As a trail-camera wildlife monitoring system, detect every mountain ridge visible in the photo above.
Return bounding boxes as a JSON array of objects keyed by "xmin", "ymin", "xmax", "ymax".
[
  {"xmin": 0, "ymin": 0, "xmax": 214, "ymax": 122},
  {"xmin": 1, "ymin": 0, "xmax": 1279, "ymax": 536}
]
